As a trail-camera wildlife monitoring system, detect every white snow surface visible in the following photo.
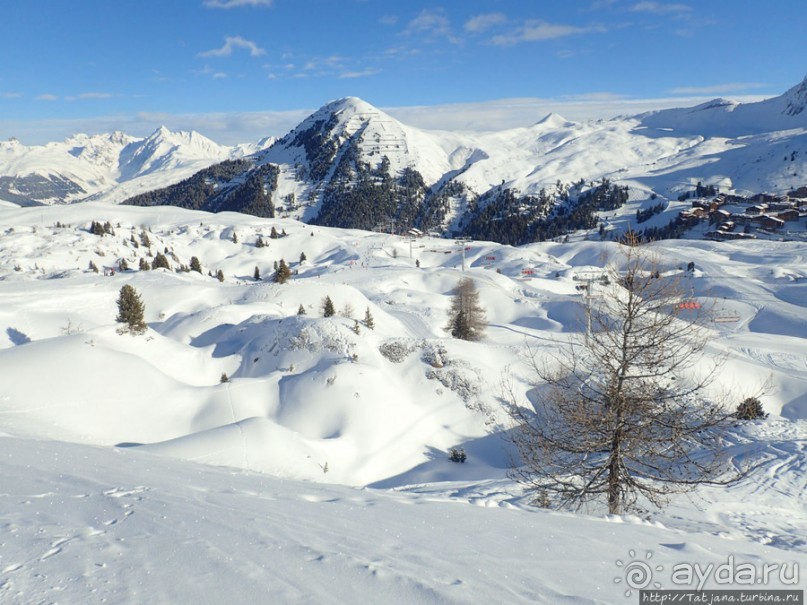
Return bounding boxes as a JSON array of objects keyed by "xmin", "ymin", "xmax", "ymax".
[{"xmin": 0, "ymin": 204, "xmax": 805, "ymax": 603}]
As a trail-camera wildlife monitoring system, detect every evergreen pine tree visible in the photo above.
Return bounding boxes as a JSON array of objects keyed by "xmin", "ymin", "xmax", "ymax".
[
  {"xmin": 231, "ymin": 231, "xmax": 238, "ymax": 244},
  {"xmin": 322, "ymin": 296, "xmax": 335, "ymax": 317},
  {"xmin": 190, "ymin": 256, "xmax": 202, "ymax": 273},
  {"xmin": 139, "ymin": 257, "xmax": 151, "ymax": 271},
  {"xmin": 297, "ymin": 304, "xmax": 306, "ymax": 315},
  {"xmin": 216, "ymin": 269, "xmax": 225, "ymax": 282},
  {"xmin": 364, "ymin": 307, "xmax": 375, "ymax": 330},
  {"xmin": 116, "ymin": 285, "xmax": 147, "ymax": 334},
  {"xmin": 256, "ymin": 236, "xmax": 266, "ymax": 248},
  {"xmin": 270, "ymin": 226, "xmax": 279, "ymax": 239},
  {"xmin": 299, "ymin": 251, "xmax": 307, "ymax": 264},
  {"xmin": 352, "ymin": 320, "xmax": 361, "ymax": 335},
  {"xmin": 88, "ymin": 260, "xmax": 99, "ymax": 273},
  {"xmin": 274, "ymin": 259, "xmax": 291, "ymax": 284},
  {"xmin": 254, "ymin": 266, "xmax": 261, "ymax": 280},
  {"xmin": 152, "ymin": 252, "xmax": 171, "ymax": 270}
]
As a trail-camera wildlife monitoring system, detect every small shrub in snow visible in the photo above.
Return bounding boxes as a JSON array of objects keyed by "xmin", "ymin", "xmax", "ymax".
[
  {"xmin": 220, "ymin": 372, "xmax": 229, "ymax": 384},
  {"xmin": 379, "ymin": 339, "xmax": 417, "ymax": 363},
  {"xmin": 426, "ymin": 364, "xmax": 481, "ymax": 403},
  {"xmin": 297, "ymin": 304, "xmax": 306, "ymax": 316},
  {"xmin": 421, "ymin": 343, "xmax": 448, "ymax": 368},
  {"xmin": 448, "ymin": 448, "xmax": 467, "ymax": 463},
  {"xmin": 736, "ymin": 397, "xmax": 768, "ymax": 420}
]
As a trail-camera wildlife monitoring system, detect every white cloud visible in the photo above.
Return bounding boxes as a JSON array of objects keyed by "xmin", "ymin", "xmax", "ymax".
[
  {"xmin": 491, "ymin": 20, "xmax": 606, "ymax": 45},
  {"xmin": 629, "ymin": 2, "xmax": 692, "ymax": 14},
  {"xmin": 404, "ymin": 9, "xmax": 459, "ymax": 44},
  {"xmin": 379, "ymin": 14, "xmax": 398, "ymax": 26},
  {"xmin": 383, "ymin": 94, "xmax": 770, "ymax": 132},
  {"xmin": 203, "ymin": 0, "xmax": 272, "ymax": 8},
  {"xmin": 0, "ymin": 92, "xmax": 22, "ymax": 99},
  {"xmin": 464, "ymin": 13, "xmax": 507, "ymax": 33},
  {"xmin": 668, "ymin": 82, "xmax": 766, "ymax": 95},
  {"xmin": 77, "ymin": 92, "xmax": 114, "ymax": 100},
  {"xmin": 199, "ymin": 36, "xmax": 266, "ymax": 58},
  {"xmin": 1, "ymin": 93, "xmax": 776, "ymax": 146},
  {"xmin": 338, "ymin": 68, "xmax": 381, "ymax": 79},
  {"xmin": 36, "ymin": 94, "xmax": 59, "ymax": 101}
]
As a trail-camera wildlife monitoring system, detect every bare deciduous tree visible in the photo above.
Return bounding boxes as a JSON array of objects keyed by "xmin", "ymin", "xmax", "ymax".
[
  {"xmin": 447, "ymin": 277, "xmax": 486, "ymax": 341},
  {"xmin": 507, "ymin": 244, "xmax": 739, "ymax": 514}
]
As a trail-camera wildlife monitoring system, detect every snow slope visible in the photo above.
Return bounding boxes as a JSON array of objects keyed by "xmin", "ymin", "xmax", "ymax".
[{"xmin": 0, "ymin": 203, "xmax": 805, "ymax": 602}]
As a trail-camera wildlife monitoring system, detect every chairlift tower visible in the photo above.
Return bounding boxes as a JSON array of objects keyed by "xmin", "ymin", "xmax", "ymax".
[
  {"xmin": 454, "ymin": 237, "xmax": 471, "ymax": 271},
  {"xmin": 572, "ymin": 271, "xmax": 608, "ymax": 344}
]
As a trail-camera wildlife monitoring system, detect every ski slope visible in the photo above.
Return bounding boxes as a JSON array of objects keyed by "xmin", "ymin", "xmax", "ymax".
[{"xmin": 0, "ymin": 203, "xmax": 805, "ymax": 603}]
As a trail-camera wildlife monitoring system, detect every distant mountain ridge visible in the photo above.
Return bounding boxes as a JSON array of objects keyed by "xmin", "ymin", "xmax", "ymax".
[
  {"xmin": 0, "ymin": 127, "xmax": 274, "ymax": 206},
  {"xmin": 122, "ymin": 76, "xmax": 807, "ymax": 243},
  {"xmin": 3, "ymin": 76, "xmax": 807, "ymax": 243}
]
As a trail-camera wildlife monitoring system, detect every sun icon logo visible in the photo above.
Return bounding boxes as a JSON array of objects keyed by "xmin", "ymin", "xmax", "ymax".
[{"xmin": 614, "ymin": 549, "xmax": 664, "ymax": 597}]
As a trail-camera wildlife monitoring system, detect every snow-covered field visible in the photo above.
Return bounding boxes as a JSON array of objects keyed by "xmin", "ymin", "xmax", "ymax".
[{"xmin": 0, "ymin": 203, "xmax": 805, "ymax": 603}]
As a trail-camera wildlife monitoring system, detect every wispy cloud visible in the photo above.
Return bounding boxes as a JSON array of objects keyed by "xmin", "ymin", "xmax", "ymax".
[
  {"xmin": 36, "ymin": 94, "xmax": 59, "ymax": 101},
  {"xmin": 338, "ymin": 68, "xmax": 381, "ymax": 79},
  {"xmin": 404, "ymin": 9, "xmax": 459, "ymax": 44},
  {"xmin": 668, "ymin": 82, "xmax": 766, "ymax": 95},
  {"xmin": 76, "ymin": 92, "xmax": 114, "ymax": 100},
  {"xmin": 303, "ymin": 56, "xmax": 346, "ymax": 72},
  {"xmin": 629, "ymin": 2, "xmax": 692, "ymax": 14},
  {"xmin": 203, "ymin": 0, "xmax": 272, "ymax": 8},
  {"xmin": 562, "ymin": 92, "xmax": 628, "ymax": 102},
  {"xmin": 199, "ymin": 36, "xmax": 266, "ymax": 58},
  {"xmin": 0, "ymin": 92, "xmax": 22, "ymax": 99},
  {"xmin": 379, "ymin": 14, "xmax": 398, "ymax": 26},
  {"xmin": 491, "ymin": 20, "xmax": 606, "ymax": 46},
  {"xmin": 464, "ymin": 13, "xmax": 507, "ymax": 33}
]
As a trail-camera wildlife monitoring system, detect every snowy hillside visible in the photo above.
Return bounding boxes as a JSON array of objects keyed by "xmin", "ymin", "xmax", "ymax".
[
  {"xmin": 0, "ymin": 128, "xmax": 273, "ymax": 206},
  {"xmin": 0, "ymin": 203, "xmax": 805, "ymax": 602}
]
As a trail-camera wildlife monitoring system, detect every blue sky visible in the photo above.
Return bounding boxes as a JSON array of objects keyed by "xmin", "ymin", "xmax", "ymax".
[{"xmin": 1, "ymin": 0, "xmax": 805, "ymax": 144}]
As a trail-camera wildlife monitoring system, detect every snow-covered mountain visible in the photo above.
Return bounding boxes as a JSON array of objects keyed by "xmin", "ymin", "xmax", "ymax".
[
  {"xmin": 0, "ymin": 127, "xmax": 274, "ymax": 206},
  {"xmin": 3, "ymin": 76, "xmax": 807, "ymax": 235},
  {"xmin": 637, "ymin": 76, "xmax": 807, "ymax": 137},
  {"xmin": 119, "ymin": 76, "xmax": 807, "ymax": 241}
]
